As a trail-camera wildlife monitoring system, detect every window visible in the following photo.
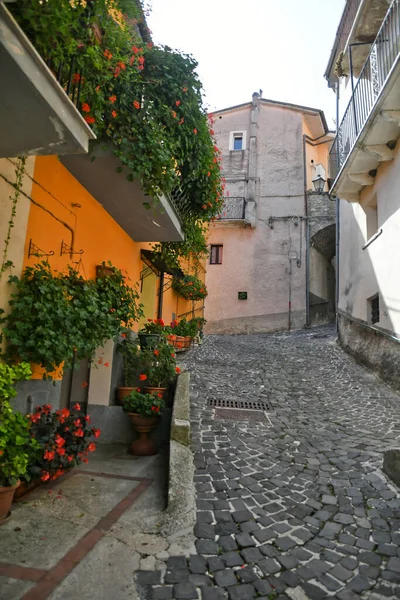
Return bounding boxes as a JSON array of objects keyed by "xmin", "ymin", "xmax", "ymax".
[
  {"xmin": 210, "ymin": 245, "xmax": 223, "ymax": 264},
  {"xmin": 368, "ymin": 294, "xmax": 380, "ymax": 324},
  {"xmin": 233, "ymin": 134, "xmax": 243, "ymax": 150},
  {"xmin": 229, "ymin": 131, "xmax": 246, "ymax": 151}
]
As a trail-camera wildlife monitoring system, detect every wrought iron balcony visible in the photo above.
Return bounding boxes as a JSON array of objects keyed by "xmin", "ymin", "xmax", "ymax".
[
  {"xmin": 329, "ymin": 0, "xmax": 400, "ymax": 184},
  {"xmin": 217, "ymin": 197, "xmax": 246, "ymax": 220}
]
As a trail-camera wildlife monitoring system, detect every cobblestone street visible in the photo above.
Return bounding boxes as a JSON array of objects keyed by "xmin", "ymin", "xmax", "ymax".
[{"xmin": 143, "ymin": 326, "xmax": 400, "ymax": 600}]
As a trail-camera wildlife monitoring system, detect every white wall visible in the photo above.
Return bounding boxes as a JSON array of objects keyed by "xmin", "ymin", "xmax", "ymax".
[{"xmin": 339, "ymin": 144, "xmax": 400, "ymax": 334}]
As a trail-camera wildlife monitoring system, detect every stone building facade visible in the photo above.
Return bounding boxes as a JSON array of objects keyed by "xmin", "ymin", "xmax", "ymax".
[{"xmin": 205, "ymin": 94, "xmax": 335, "ymax": 334}]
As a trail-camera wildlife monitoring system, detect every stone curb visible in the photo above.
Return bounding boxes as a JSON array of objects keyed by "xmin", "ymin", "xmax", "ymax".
[{"xmin": 160, "ymin": 372, "xmax": 196, "ymax": 538}]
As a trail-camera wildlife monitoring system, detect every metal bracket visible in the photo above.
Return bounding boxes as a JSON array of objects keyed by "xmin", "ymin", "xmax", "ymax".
[
  {"xmin": 28, "ymin": 239, "xmax": 54, "ymax": 258},
  {"xmin": 60, "ymin": 240, "xmax": 84, "ymax": 257}
]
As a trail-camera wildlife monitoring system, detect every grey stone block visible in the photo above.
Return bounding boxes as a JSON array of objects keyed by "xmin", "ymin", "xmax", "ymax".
[{"xmin": 383, "ymin": 449, "xmax": 400, "ymax": 486}]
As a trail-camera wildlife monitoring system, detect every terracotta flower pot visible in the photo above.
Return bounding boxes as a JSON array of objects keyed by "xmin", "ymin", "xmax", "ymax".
[
  {"xmin": 14, "ymin": 479, "xmax": 41, "ymax": 502},
  {"xmin": 128, "ymin": 413, "xmax": 158, "ymax": 456},
  {"xmin": 117, "ymin": 386, "xmax": 135, "ymax": 405},
  {"xmin": 0, "ymin": 480, "xmax": 20, "ymax": 525}
]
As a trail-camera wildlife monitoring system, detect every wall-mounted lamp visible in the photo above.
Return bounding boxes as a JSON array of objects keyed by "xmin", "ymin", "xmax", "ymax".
[{"xmin": 312, "ymin": 175, "xmax": 326, "ymax": 192}]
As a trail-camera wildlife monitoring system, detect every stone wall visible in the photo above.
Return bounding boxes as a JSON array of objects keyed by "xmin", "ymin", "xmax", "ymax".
[{"xmin": 338, "ymin": 311, "xmax": 400, "ymax": 392}]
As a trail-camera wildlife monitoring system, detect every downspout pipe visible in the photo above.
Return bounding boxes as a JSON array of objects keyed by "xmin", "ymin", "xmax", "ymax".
[
  {"xmin": 157, "ymin": 271, "xmax": 165, "ymax": 320},
  {"xmin": 335, "ymin": 80, "xmax": 341, "ymax": 334}
]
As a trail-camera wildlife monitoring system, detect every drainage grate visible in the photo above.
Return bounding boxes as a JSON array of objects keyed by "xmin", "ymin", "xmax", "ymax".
[
  {"xmin": 214, "ymin": 408, "xmax": 268, "ymax": 423},
  {"xmin": 208, "ymin": 398, "xmax": 270, "ymax": 411}
]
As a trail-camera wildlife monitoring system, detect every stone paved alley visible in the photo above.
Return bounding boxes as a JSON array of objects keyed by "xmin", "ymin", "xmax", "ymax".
[{"xmin": 143, "ymin": 326, "xmax": 400, "ymax": 600}]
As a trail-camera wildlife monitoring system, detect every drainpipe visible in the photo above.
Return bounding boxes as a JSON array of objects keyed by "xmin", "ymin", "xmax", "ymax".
[
  {"xmin": 157, "ymin": 271, "xmax": 164, "ymax": 320},
  {"xmin": 335, "ymin": 80, "xmax": 340, "ymax": 334}
]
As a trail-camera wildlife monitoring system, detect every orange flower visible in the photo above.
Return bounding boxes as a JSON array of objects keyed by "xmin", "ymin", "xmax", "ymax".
[
  {"xmin": 182, "ymin": 87, "xmax": 188, "ymax": 92},
  {"xmin": 111, "ymin": 110, "xmax": 117, "ymax": 118},
  {"xmin": 109, "ymin": 95, "xmax": 117, "ymax": 104},
  {"xmin": 104, "ymin": 362, "xmax": 109, "ymax": 367},
  {"xmin": 67, "ymin": 455, "xmax": 74, "ymax": 462},
  {"xmin": 85, "ymin": 415, "xmax": 91, "ymax": 423},
  {"xmin": 88, "ymin": 443, "xmax": 96, "ymax": 452},
  {"xmin": 138, "ymin": 56, "xmax": 145, "ymax": 65},
  {"xmin": 84, "ymin": 116, "xmax": 96, "ymax": 125},
  {"xmin": 171, "ymin": 353, "xmax": 175, "ymax": 358},
  {"xmin": 57, "ymin": 447, "xmax": 66, "ymax": 456},
  {"xmin": 172, "ymin": 111, "xmax": 177, "ymax": 119},
  {"xmin": 176, "ymin": 367, "xmax": 181, "ymax": 374},
  {"xmin": 210, "ymin": 129, "xmax": 215, "ymax": 135},
  {"xmin": 114, "ymin": 66, "xmax": 121, "ymax": 77},
  {"xmin": 74, "ymin": 428, "xmax": 84, "ymax": 437},
  {"xmin": 82, "ymin": 381, "xmax": 88, "ymax": 388},
  {"xmin": 44, "ymin": 450, "xmax": 55, "ymax": 461},
  {"xmin": 129, "ymin": 55, "xmax": 136, "ymax": 66},
  {"xmin": 132, "ymin": 45, "xmax": 141, "ymax": 54},
  {"xmin": 202, "ymin": 204, "xmax": 207, "ymax": 209},
  {"xmin": 193, "ymin": 128, "xmax": 198, "ymax": 134},
  {"xmin": 154, "ymin": 350, "xmax": 159, "ymax": 356},
  {"xmin": 92, "ymin": 428, "xmax": 101, "ymax": 438},
  {"xmin": 207, "ymin": 172, "xmax": 210, "ymax": 177},
  {"xmin": 95, "ymin": 85, "xmax": 101, "ymax": 92},
  {"xmin": 121, "ymin": 333, "xmax": 127, "ymax": 338},
  {"xmin": 103, "ymin": 49, "xmax": 113, "ymax": 60},
  {"xmin": 98, "ymin": 358, "xmax": 103, "ymax": 365},
  {"xmin": 175, "ymin": 100, "xmax": 181, "ymax": 107},
  {"xmin": 41, "ymin": 471, "xmax": 50, "ymax": 482},
  {"xmin": 55, "ymin": 434, "xmax": 65, "ymax": 447},
  {"xmin": 81, "ymin": 102, "xmax": 91, "ymax": 113},
  {"xmin": 178, "ymin": 118, "xmax": 184, "ymax": 125},
  {"xmin": 147, "ymin": 42, "xmax": 153, "ymax": 49},
  {"xmin": 73, "ymin": 403, "xmax": 81, "ymax": 411},
  {"xmin": 133, "ymin": 100, "xmax": 140, "ymax": 110},
  {"xmin": 72, "ymin": 73, "xmax": 81, "ymax": 85},
  {"xmin": 139, "ymin": 374, "xmax": 147, "ymax": 381},
  {"xmin": 118, "ymin": 61, "xmax": 126, "ymax": 70}
]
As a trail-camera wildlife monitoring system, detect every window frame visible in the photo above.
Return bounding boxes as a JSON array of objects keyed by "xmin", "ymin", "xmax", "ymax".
[
  {"xmin": 229, "ymin": 130, "xmax": 246, "ymax": 151},
  {"xmin": 210, "ymin": 244, "xmax": 223, "ymax": 265}
]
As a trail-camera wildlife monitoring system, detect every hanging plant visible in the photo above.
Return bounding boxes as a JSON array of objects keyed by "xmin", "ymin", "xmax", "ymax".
[
  {"xmin": 1, "ymin": 261, "xmax": 143, "ymax": 375},
  {"xmin": 172, "ymin": 274, "xmax": 207, "ymax": 301}
]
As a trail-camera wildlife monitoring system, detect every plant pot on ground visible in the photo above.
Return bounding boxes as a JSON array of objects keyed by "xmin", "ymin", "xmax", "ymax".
[
  {"xmin": 0, "ymin": 362, "xmax": 38, "ymax": 524},
  {"xmin": 123, "ymin": 390, "xmax": 164, "ymax": 456},
  {"xmin": 116, "ymin": 334, "xmax": 141, "ymax": 404},
  {"xmin": 138, "ymin": 341, "xmax": 180, "ymax": 394},
  {"xmin": 138, "ymin": 318, "xmax": 166, "ymax": 349}
]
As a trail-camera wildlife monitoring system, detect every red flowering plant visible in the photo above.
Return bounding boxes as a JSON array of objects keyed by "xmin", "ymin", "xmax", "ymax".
[
  {"xmin": 122, "ymin": 390, "xmax": 165, "ymax": 418},
  {"xmin": 172, "ymin": 274, "xmax": 208, "ymax": 301},
  {"xmin": 139, "ymin": 318, "xmax": 167, "ymax": 336},
  {"xmin": 25, "ymin": 403, "xmax": 100, "ymax": 483},
  {"xmin": 138, "ymin": 341, "xmax": 179, "ymax": 388}
]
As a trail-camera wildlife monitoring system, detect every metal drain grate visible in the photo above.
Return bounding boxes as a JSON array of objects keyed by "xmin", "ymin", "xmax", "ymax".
[
  {"xmin": 208, "ymin": 398, "xmax": 270, "ymax": 411},
  {"xmin": 214, "ymin": 408, "xmax": 267, "ymax": 423}
]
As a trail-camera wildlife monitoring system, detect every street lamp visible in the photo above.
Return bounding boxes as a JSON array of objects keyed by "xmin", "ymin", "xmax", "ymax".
[{"xmin": 312, "ymin": 175, "xmax": 326, "ymax": 192}]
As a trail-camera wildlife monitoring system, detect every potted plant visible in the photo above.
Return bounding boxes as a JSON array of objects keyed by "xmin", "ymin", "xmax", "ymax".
[
  {"xmin": 123, "ymin": 390, "xmax": 164, "ymax": 456},
  {"xmin": 116, "ymin": 333, "xmax": 140, "ymax": 404},
  {"xmin": 171, "ymin": 318, "xmax": 193, "ymax": 349},
  {"xmin": 25, "ymin": 403, "xmax": 100, "ymax": 484},
  {"xmin": 0, "ymin": 361, "xmax": 38, "ymax": 523},
  {"xmin": 139, "ymin": 341, "xmax": 180, "ymax": 399},
  {"xmin": 138, "ymin": 318, "xmax": 166, "ymax": 349},
  {"xmin": 172, "ymin": 274, "xmax": 208, "ymax": 301}
]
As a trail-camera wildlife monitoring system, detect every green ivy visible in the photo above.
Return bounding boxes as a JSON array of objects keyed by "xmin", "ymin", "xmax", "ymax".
[{"xmin": 1, "ymin": 261, "xmax": 143, "ymax": 375}]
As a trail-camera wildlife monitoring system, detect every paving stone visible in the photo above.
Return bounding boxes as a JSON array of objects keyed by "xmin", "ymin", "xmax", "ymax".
[
  {"xmin": 150, "ymin": 587, "xmax": 174, "ymax": 600},
  {"xmin": 218, "ymin": 536, "xmax": 238, "ymax": 552},
  {"xmin": 300, "ymin": 582, "xmax": 327, "ymax": 599},
  {"xmin": 257, "ymin": 557, "xmax": 281, "ymax": 575},
  {"xmin": 173, "ymin": 582, "xmax": 198, "ymax": 599},
  {"xmin": 227, "ymin": 584, "xmax": 256, "ymax": 600},
  {"xmin": 239, "ymin": 547, "xmax": 263, "ymax": 563},
  {"xmin": 221, "ymin": 552, "xmax": 244, "ymax": 568},
  {"xmin": 195, "ymin": 523, "xmax": 216, "ymax": 540},
  {"xmin": 235, "ymin": 533, "xmax": 256, "ymax": 548},
  {"xmin": 339, "ymin": 556, "xmax": 358, "ymax": 571},
  {"xmin": 347, "ymin": 575, "xmax": 373, "ymax": 593},
  {"xmin": 236, "ymin": 566, "xmax": 257, "ymax": 583},
  {"xmin": 329, "ymin": 564, "xmax": 353, "ymax": 582},
  {"xmin": 167, "ymin": 557, "xmax": 187, "ymax": 570},
  {"xmin": 275, "ymin": 536, "xmax": 297, "ymax": 551},
  {"xmin": 387, "ymin": 557, "xmax": 400, "ymax": 572},
  {"xmin": 232, "ymin": 510, "xmax": 254, "ymax": 523},
  {"xmin": 201, "ymin": 589, "xmax": 228, "ymax": 600},
  {"xmin": 208, "ymin": 556, "xmax": 226, "ymax": 572},
  {"xmin": 165, "ymin": 569, "xmax": 190, "ymax": 584},
  {"xmin": 214, "ymin": 569, "xmax": 238, "ymax": 588},
  {"xmin": 317, "ymin": 573, "xmax": 342, "ymax": 592},
  {"xmin": 189, "ymin": 555, "xmax": 207, "ymax": 574},
  {"xmin": 253, "ymin": 579, "xmax": 273, "ymax": 595},
  {"xmin": 196, "ymin": 540, "xmax": 220, "ymax": 555},
  {"xmin": 277, "ymin": 554, "xmax": 299, "ymax": 570},
  {"xmin": 137, "ymin": 571, "xmax": 162, "ymax": 585}
]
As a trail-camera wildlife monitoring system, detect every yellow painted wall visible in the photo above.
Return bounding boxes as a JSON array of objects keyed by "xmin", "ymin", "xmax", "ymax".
[
  {"xmin": 22, "ymin": 156, "xmax": 152, "ymax": 378},
  {"xmin": 302, "ymin": 119, "xmax": 331, "ymax": 191}
]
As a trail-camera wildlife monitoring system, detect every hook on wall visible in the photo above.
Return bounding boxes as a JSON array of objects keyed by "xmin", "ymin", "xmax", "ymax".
[
  {"xmin": 60, "ymin": 240, "xmax": 84, "ymax": 258},
  {"xmin": 28, "ymin": 239, "xmax": 55, "ymax": 259}
]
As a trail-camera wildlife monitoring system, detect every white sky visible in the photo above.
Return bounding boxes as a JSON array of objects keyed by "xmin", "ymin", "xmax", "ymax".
[{"xmin": 148, "ymin": 0, "xmax": 345, "ymax": 129}]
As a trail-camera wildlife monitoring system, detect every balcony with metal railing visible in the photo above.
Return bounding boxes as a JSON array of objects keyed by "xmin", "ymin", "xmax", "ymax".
[
  {"xmin": 329, "ymin": 0, "xmax": 400, "ymax": 202},
  {"xmin": 216, "ymin": 197, "xmax": 246, "ymax": 221}
]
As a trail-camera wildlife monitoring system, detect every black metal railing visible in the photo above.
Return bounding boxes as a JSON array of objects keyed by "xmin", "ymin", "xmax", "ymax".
[
  {"xmin": 329, "ymin": 0, "xmax": 400, "ymax": 181},
  {"xmin": 217, "ymin": 197, "xmax": 246, "ymax": 220},
  {"xmin": 47, "ymin": 57, "xmax": 83, "ymax": 110}
]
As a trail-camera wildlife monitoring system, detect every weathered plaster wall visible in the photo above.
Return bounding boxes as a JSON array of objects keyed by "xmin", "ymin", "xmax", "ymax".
[
  {"xmin": 338, "ymin": 144, "xmax": 400, "ymax": 335},
  {"xmin": 206, "ymin": 103, "xmax": 308, "ymax": 334}
]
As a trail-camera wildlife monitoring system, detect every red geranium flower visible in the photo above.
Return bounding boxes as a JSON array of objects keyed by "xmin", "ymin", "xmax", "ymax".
[
  {"xmin": 73, "ymin": 403, "xmax": 81, "ymax": 411},
  {"xmin": 67, "ymin": 456, "xmax": 74, "ymax": 462},
  {"xmin": 182, "ymin": 87, "xmax": 188, "ymax": 92},
  {"xmin": 44, "ymin": 450, "xmax": 55, "ymax": 461},
  {"xmin": 139, "ymin": 374, "xmax": 147, "ymax": 381},
  {"xmin": 74, "ymin": 429, "xmax": 84, "ymax": 438},
  {"xmin": 41, "ymin": 471, "xmax": 50, "ymax": 482},
  {"xmin": 176, "ymin": 367, "xmax": 181, "ymax": 374},
  {"xmin": 109, "ymin": 95, "xmax": 117, "ymax": 104},
  {"xmin": 55, "ymin": 434, "xmax": 65, "ymax": 447},
  {"xmin": 154, "ymin": 350, "xmax": 159, "ymax": 356},
  {"xmin": 111, "ymin": 110, "xmax": 117, "ymax": 118},
  {"xmin": 85, "ymin": 415, "xmax": 91, "ymax": 423},
  {"xmin": 133, "ymin": 100, "xmax": 140, "ymax": 110},
  {"xmin": 74, "ymin": 419, "xmax": 81, "ymax": 427},
  {"xmin": 57, "ymin": 447, "xmax": 66, "ymax": 456},
  {"xmin": 84, "ymin": 116, "xmax": 95, "ymax": 125},
  {"xmin": 88, "ymin": 443, "xmax": 96, "ymax": 453},
  {"xmin": 103, "ymin": 49, "xmax": 113, "ymax": 60},
  {"xmin": 81, "ymin": 103, "xmax": 90, "ymax": 113},
  {"xmin": 92, "ymin": 428, "xmax": 101, "ymax": 438},
  {"xmin": 193, "ymin": 128, "xmax": 198, "ymax": 134},
  {"xmin": 175, "ymin": 100, "xmax": 181, "ymax": 107}
]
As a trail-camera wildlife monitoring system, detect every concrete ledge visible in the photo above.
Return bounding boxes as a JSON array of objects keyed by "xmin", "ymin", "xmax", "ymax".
[
  {"xmin": 170, "ymin": 372, "xmax": 190, "ymax": 446},
  {"xmin": 383, "ymin": 449, "xmax": 400, "ymax": 487},
  {"xmin": 161, "ymin": 372, "xmax": 196, "ymax": 538}
]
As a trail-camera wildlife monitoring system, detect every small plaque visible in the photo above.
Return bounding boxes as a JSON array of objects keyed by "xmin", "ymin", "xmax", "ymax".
[{"xmin": 238, "ymin": 291, "xmax": 247, "ymax": 300}]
